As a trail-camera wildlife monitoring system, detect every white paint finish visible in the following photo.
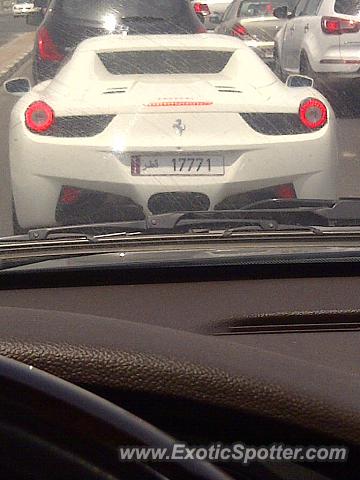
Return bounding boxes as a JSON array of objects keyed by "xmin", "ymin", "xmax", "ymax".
[{"xmin": 8, "ymin": 34, "xmax": 338, "ymax": 228}]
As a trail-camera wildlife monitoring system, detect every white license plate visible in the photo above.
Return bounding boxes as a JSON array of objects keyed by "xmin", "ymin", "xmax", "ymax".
[
  {"xmin": 131, "ymin": 155, "xmax": 225, "ymax": 176},
  {"xmin": 262, "ymin": 48, "xmax": 274, "ymax": 58}
]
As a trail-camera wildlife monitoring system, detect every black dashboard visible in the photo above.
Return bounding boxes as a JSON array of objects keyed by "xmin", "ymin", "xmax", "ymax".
[{"xmin": 0, "ymin": 261, "xmax": 359, "ymax": 479}]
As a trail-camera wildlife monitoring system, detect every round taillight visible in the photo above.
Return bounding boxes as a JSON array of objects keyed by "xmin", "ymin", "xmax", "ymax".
[
  {"xmin": 25, "ymin": 101, "xmax": 55, "ymax": 133},
  {"xmin": 299, "ymin": 98, "xmax": 327, "ymax": 130}
]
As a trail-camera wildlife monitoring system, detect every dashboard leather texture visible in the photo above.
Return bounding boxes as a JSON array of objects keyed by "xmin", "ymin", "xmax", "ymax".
[
  {"xmin": 0, "ymin": 306, "xmax": 359, "ymax": 444},
  {"xmin": 1, "ymin": 277, "xmax": 360, "ymax": 333}
]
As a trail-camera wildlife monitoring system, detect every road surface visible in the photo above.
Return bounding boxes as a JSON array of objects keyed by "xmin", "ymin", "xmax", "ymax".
[
  {"xmin": 0, "ymin": 13, "xmax": 34, "ymax": 48},
  {"xmin": 0, "ymin": 16, "xmax": 360, "ymax": 235}
]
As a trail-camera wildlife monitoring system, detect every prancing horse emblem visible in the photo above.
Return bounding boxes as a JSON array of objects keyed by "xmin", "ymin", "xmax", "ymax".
[{"xmin": 173, "ymin": 119, "xmax": 186, "ymax": 136}]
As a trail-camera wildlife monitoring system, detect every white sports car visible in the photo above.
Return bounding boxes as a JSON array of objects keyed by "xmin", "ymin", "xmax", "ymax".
[{"xmin": 7, "ymin": 34, "xmax": 337, "ymax": 229}]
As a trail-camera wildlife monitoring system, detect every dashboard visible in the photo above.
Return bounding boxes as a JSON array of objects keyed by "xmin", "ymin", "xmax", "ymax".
[{"xmin": 0, "ymin": 261, "xmax": 359, "ymax": 479}]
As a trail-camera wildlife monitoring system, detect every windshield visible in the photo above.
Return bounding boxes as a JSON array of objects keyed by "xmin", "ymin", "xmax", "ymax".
[
  {"xmin": 334, "ymin": 0, "xmax": 360, "ymax": 15},
  {"xmin": 59, "ymin": 0, "xmax": 183, "ymax": 21},
  {"xmin": 0, "ymin": 0, "xmax": 359, "ymax": 262},
  {"xmin": 238, "ymin": 0, "xmax": 285, "ymax": 17}
]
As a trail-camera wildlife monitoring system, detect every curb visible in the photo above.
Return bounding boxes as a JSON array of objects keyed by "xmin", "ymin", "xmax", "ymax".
[{"xmin": 0, "ymin": 49, "xmax": 32, "ymax": 85}]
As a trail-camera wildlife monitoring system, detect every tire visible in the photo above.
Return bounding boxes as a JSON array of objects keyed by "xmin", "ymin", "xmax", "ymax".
[
  {"xmin": 300, "ymin": 52, "xmax": 310, "ymax": 72},
  {"xmin": 273, "ymin": 48, "xmax": 285, "ymax": 82},
  {"xmin": 300, "ymin": 52, "xmax": 319, "ymax": 87},
  {"xmin": 196, "ymin": 13, "xmax": 205, "ymax": 23},
  {"xmin": 300, "ymin": 51, "xmax": 336, "ymax": 101}
]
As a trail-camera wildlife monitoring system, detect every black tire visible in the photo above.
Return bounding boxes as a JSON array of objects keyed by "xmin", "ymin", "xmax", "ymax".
[
  {"xmin": 196, "ymin": 12, "xmax": 205, "ymax": 23},
  {"xmin": 273, "ymin": 48, "xmax": 285, "ymax": 82},
  {"xmin": 300, "ymin": 51, "xmax": 337, "ymax": 103},
  {"xmin": 300, "ymin": 52, "xmax": 319, "ymax": 87}
]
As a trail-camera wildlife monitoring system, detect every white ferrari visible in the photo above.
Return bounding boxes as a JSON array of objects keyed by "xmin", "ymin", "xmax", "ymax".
[{"xmin": 6, "ymin": 34, "xmax": 338, "ymax": 229}]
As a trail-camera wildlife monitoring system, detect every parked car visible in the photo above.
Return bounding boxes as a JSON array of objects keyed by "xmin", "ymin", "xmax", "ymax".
[
  {"xmin": 191, "ymin": 0, "xmax": 233, "ymax": 29},
  {"xmin": 27, "ymin": 0, "xmax": 205, "ymax": 83},
  {"xmin": 32, "ymin": 0, "xmax": 49, "ymax": 16},
  {"xmin": 12, "ymin": 0, "xmax": 35, "ymax": 17},
  {"xmin": 214, "ymin": 0, "xmax": 294, "ymax": 64},
  {"xmin": 192, "ymin": 2, "xmax": 211, "ymax": 24},
  {"xmin": 5, "ymin": 34, "xmax": 336, "ymax": 228},
  {"xmin": 274, "ymin": 0, "xmax": 360, "ymax": 89}
]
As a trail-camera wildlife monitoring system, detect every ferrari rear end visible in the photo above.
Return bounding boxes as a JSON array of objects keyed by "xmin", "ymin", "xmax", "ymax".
[{"xmin": 9, "ymin": 34, "xmax": 338, "ymax": 228}]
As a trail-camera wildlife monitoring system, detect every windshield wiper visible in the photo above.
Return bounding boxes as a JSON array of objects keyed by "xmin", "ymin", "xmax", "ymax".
[
  {"xmin": 3, "ymin": 198, "xmax": 360, "ymax": 243},
  {"xmin": 16, "ymin": 216, "xmax": 291, "ymax": 242}
]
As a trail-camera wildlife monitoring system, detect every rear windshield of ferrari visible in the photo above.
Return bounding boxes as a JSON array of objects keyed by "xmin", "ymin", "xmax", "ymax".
[
  {"xmin": 59, "ymin": 0, "xmax": 184, "ymax": 21},
  {"xmin": 334, "ymin": 0, "xmax": 360, "ymax": 15},
  {"xmin": 98, "ymin": 50, "xmax": 234, "ymax": 74}
]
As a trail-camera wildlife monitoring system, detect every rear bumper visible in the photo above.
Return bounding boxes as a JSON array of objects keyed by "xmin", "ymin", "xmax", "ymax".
[
  {"xmin": 313, "ymin": 53, "xmax": 360, "ymax": 82},
  {"xmin": 10, "ymin": 113, "xmax": 338, "ymax": 228},
  {"xmin": 317, "ymin": 42, "xmax": 360, "ymax": 78},
  {"xmin": 314, "ymin": 67, "xmax": 360, "ymax": 87}
]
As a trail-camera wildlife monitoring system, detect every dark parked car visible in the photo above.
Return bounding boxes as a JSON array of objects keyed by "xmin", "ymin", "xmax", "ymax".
[{"xmin": 28, "ymin": 0, "xmax": 205, "ymax": 83}]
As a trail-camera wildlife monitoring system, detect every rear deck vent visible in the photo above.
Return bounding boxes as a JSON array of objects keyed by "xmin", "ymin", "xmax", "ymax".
[
  {"xmin": 215, "ymin": 85, "xmax": 242, "ymax": 93},
  {"xmin": 98, "ymin": 50, "xmax": 233, "ymax": 74},
  {"xmin": 103, "ymin": 87, "xmax": 128, "ymax": 94}
]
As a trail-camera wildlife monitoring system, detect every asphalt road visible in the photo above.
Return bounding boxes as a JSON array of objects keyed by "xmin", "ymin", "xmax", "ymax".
[
  {"xmin": 0, "ymin": 30, "xmax": 359, "ymax": 235},
  {"xmin": 0, "ymin": 60, "xmax": 32, "ymax": 235},
  {"xmin": 0, "ymin": 14, "xmax": 35, "ymax": 48}
]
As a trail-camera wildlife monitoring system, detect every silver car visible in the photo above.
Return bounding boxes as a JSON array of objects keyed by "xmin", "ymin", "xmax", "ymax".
[
  {"xmin": 214, "ymin": 0, "xmax": 295, "ymax": 64},
  {"xmin": 191, "ymin": 0, "xmax": 233, "ymax": 29},
  {"xmin": 12, "ymin": 0, "xmax": 35, "ymax": 16}
]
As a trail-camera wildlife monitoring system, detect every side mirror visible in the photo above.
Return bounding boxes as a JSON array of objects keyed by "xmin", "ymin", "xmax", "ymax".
[
  {"xmin": 273, "ymin": 5, "xmax": 291, "ymax": 18},
  {"xmin": 26, "ymin": 11, "xmax": 43, "ymax": 25},
  {"xmin": 286, "ymin": 74, "xmax": 314, "ymax": 88},
  {"xmin": 4, "ymin": 78, "xmax": 31, "ymax": 96},
  {"xmin": 209, "ymin": 14, "xmax": 221, "ymax": 24}
]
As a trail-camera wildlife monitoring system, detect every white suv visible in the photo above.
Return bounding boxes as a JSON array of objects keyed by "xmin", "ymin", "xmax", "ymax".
[{"xmin": 274, "ymin": 0, "xmax": 360, "ymax": 88}]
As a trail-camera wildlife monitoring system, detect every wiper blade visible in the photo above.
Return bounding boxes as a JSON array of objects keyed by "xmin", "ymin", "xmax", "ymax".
[
  {"xmin": 220, "ymin": 224, "xmax": 323, "ymax": 237},
  {"xmin": 25, "ymin": 216, "xmax": 282, "ymax": 242},
  {"xmin": 240, "ymin": 198, "xmax": 360, "ymax": 225},
  {"xmin": 4, "ymin": 198, "xmax": 360, "ymax": 243},
  {"xmin": 3, "ymin": 211, "xmax": 320, "ymax": 243}
]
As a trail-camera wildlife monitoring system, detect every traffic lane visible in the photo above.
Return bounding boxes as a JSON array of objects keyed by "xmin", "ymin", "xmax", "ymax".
[
  {"xmin": 0, "ymin": 59, "xmax": 360, "ymax": 235},
  {"xmin": 0, "ymin": 14, "xmax": 35, "ymax": 48},
  {"xmin": 0, "ymin": 59, "xmax": 32, "ymax": 235},
  {"xmin": 337, "ymin": 118, "xmax": 360, "ymax": 197}
]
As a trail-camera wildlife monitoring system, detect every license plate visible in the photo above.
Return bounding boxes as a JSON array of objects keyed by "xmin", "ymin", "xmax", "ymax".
[
  {"xmin": 131, "ymin": 155, "xmax": 225, "ymax": 176},
  {"xmin": 263, "ymin": 48, "xmax": 274, "ymax": 58}
]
